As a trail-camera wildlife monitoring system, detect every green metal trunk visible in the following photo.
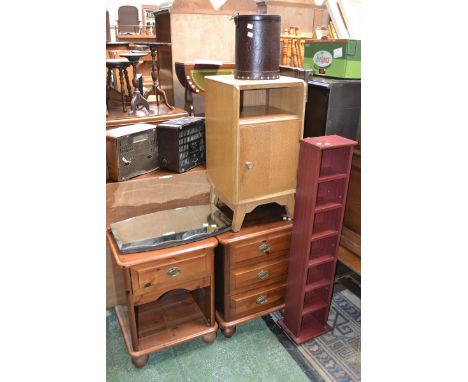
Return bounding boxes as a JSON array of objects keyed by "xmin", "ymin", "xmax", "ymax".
[{"xmin": 304, "ymin": 39, "xmax": 361, "ymax": 79}]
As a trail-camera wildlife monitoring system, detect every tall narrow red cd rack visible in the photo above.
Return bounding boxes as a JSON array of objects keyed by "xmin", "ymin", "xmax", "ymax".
[{"xmin": 278, "ymin": 135, "xmax": 357, "ymax": 344}]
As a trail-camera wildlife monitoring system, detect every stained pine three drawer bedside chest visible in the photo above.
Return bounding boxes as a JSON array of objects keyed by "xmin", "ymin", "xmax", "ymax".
[{"xmin": 214, "ymin": 204, "xmax": 293, "ymax": 337}]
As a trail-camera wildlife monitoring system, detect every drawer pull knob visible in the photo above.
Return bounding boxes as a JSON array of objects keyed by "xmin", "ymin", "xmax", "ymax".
[
  {"xmin": 245, "ymin": 161, "xmax": 254, "ymax": 169},
  {"xmin": 256, "ymin": 295, "xmax": 268, "ymax": 305},
  {"xmin": 143, "ymin": 282, "xmax": 152, "ymax": 288},
  {"xmin": 258, "ymin": 242, "xmax": 271, "ymax": 253},
  {"xmin": 257, "ymin": 269, "xmax": 270, "ymax": 280},
  {"xmin": 166, "ymin": 267, "xmax": 181, "ymax": 277}
]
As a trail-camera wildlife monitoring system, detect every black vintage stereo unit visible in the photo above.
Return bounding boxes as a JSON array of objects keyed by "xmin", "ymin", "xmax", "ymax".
[
  {"xmin": 106, "ymin": 123, "xmax": 158, "ymax": 181},
  {"xmin": 157, "ymin": 116, "xmax": 205, "ymax": 173}
]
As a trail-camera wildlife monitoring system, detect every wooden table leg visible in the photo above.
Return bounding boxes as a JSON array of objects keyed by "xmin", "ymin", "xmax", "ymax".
[
  {"xmin": 106, "ymin": 67, "xmax": 112, "ymax": 109},
  {"xmin": 123, "ymin": 66, "xmax": 133, "ymax": 100},
  {"xmin": 118, "ymin": 68, "xmax": 126, "ymax": 112},
  {"xmin": 185, "ymin": 83, "xmax": 194, "ymax": 115}
]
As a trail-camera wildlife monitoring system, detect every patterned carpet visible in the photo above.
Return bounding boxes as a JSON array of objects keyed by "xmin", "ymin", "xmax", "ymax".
[{"xmin": 265, "ymin": 289, "xmax": 361, "ymax": 382}]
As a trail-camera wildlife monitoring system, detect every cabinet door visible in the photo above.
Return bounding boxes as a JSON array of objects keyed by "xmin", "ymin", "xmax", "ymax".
[{"xmin": 239, "ymin": 119, "xmax": 300, "ymax": 201}]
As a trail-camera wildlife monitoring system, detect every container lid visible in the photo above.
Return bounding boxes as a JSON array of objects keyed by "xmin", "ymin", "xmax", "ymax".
[
  {"xmin": 158, "ymin": 116, "xmax": 205, "ymax": 129},
  {"xmin": 106, "ymin": 123, "xmax": 156, "ymax": 139},
  {"xmin": 235, "ymin": 14, "xmax": 280, "ymax": 22}
]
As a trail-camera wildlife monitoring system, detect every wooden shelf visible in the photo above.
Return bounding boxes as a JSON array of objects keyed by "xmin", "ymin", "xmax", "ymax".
[
  {"xmin": 308, "ymin": 255, "xmax": 335, "ymax": 268},
  {"xmin": 239, "ymin": 105, "xmax": 299, "ymax": 126},
  {"xmin": 136, "ymin": 290, "xmax": 211, "ymax": 352},
  {"xmin": 302, "ymin": 297, "xmax": 328, "ymax": 316},
  {"xmin": 305, "ymin": 278, "xmax": 330, "ymax": 294},
  {"xmin": 314, "ymin": 201, "xmax": 342, "ymax": 213},
  {"xmin": 317, "ymin": 173, "xmax": 347, "ymax": 183},
  {"xmin": 311, "ymin": 229, "xmax": 339, "ymax": 242}
]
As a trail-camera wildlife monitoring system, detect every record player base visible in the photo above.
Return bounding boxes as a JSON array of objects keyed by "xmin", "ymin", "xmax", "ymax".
[{"xmin": 215, "ymin": 303, "xmax": 285, "ymax": 338}]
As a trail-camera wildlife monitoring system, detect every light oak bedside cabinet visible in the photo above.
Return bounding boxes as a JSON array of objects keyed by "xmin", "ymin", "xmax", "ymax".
[{"xmin": 205, "ymin": 75, "xmax": 306, "ymax": 232}]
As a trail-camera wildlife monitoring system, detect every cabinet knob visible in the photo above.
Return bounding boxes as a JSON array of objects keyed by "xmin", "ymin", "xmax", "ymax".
[
  {"xmin": 166, "ymin": 267, "xmax": 181, "ymax": 277},
  {"xmin": 257, "ymin": 269, "xmax": 270, "ymax": 280},
  {"xmin": 244, "ymin": 161, "xmax": 254, "ymax": 169},
  {"xmin": 258, "ymin": 242, "xmax": 271, "ymax": 254},
  {"xmin": 143, "ymin": 282, "xmax": 152, "ymax": 288},
  {"xmin": 256, "ymin": 295, "xmax": 268, "ymax": 305}
]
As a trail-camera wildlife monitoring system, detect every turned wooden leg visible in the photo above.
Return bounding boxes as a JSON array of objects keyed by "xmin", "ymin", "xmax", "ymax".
[
  {"xmin": 118, "ymin": 68, "xmax": 126, "ymax": 112},
  {"xmin": 221, "ymin": 326, "xmax": 236, "ymax": 338},
  {"xmin": 231, "ymin": 207, "xmax": 246, "ymax": 232},
  {"xmin": 285, "ymin": 195, "xmax": 295, "ymax": 218},
  {"xmin": 185, "ymin": 84, "xmax": 194, "ymax": 115},
  {"xmin": 131, "ymin": 354, "xmax": 149, "ymax": 368},
  {"xmin": 201, "ymin": 331, "xmax": 217, "ymax": 345},
  {"xmin": 106, "ymin": 67, "xmax": 112, "ymax": 109},
  {"xmin": 123, "ymin": 67, "xmax": 133, "ymax": 100}
]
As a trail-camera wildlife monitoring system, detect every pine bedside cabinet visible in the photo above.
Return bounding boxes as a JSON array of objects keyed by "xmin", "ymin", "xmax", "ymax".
[{"xmin": 106, "ymin": 232, "xmax": 218, "ymax": 368}]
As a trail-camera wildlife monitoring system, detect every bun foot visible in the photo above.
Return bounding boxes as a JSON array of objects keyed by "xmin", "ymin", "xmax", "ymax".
[
  {"xmin": 131, "ymin": 354, "xmax": 149, "ymax": 368},
  {"xmin": 221, "ymin": 326, "xmax": 236, "ymax": 338},
  {"xmin": 201, "ymin": 331, "xmax": 217, "ymax": 345}
]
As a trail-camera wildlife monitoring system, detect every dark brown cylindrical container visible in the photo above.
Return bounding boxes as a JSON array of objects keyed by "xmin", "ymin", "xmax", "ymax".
[{"xmin": 234, "ymin": 14, "xmax": 281, "ymax": 80}]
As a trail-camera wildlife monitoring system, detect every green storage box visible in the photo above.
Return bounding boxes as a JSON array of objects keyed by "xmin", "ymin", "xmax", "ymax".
[{"xmin": 304, "ymin": 39, "xmax": 361, "ymax": 79}]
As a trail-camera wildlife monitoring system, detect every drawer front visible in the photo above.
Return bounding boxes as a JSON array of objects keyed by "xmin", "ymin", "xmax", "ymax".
[
  {"xmin": 231, "ymin": 256, "xmax": 288, "ymax": 292},
  {"xmin": 130, "ymin": 250, "xmax": 210, "ymax": 294},
  {"xmin": 230, "ymin": 231, "xmax": 291, "ymax": 265},
  {"xmin": 230, "ymin": 283, "xmax": 286, "ymax": 318}
]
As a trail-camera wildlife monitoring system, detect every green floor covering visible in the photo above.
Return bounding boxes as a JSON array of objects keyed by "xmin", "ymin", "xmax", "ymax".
[{"xmin": 107, "ymin": 309, "xmax": 309, "ymax": 382}]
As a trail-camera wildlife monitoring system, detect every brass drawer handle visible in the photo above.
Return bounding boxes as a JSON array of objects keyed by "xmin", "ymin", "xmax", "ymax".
[
  {"xmin": 166, "ymin": 267, "xmax": 181, "ymax": 277},
  {"xmin": 258, "ymin": 242, "xmax": 271, "ymax": 253},
  {"xmin": 256, "ymin": 295, "xmax": 268, "ymax": 305},
  {"xmin": 257, "ymin": 269, "xmax": 270, "ymax": 280}
]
